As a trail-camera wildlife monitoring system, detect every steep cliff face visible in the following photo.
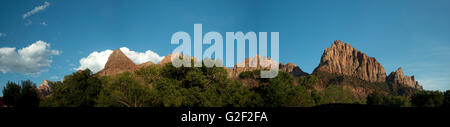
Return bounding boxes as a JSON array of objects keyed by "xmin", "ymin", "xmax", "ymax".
[
  {"xmin": 313, "ymin": 40, "xmax": 386, "ymax": 83},
  {"xmin": 97, "ymin": 49, "xmax": 154, "ymax": 76},
  {"xmin": 313, "ymin": 40, "xmax": 423, "ymax": 98},
  {"xmin": 387, "ymin": 68, "xmax": 423, "ymax": 90}
]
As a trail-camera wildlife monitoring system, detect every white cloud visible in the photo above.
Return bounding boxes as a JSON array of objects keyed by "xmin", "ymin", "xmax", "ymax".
[
  {"xmin": 0, "ymin": 40, "xmax": 61, "ymax": 74},
  {"xmin": 23, "ymin": 1, "xmax": 50, "ymax": 19},
  {"xmin": 76, "ymin": 47, "xmax": 164, "ymax": 73},
  {"xmin": 77, "ymin": 49, "xmax": 113, "ymax": 73},
  {"xmin": 119, "ymin": 47, "xmax": 164, "ymax": 65},
  {"xmin": 0, "ymin": 33, "xmax": 6, "ymax": 37},
  {"xmin": 41, "ymin": 21, "xmax": 48, "ymax": 26}
]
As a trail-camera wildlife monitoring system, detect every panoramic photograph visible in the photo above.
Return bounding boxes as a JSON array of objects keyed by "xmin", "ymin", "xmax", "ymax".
[{"xmin": 0, "ymin": 0, "xmax": 449, "ymax": 125}]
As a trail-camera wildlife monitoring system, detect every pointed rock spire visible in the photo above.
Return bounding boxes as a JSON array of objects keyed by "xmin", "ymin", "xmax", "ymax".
[{"xmin": 97, "ymin": 49, "xmax": 137, "ymax": 76}]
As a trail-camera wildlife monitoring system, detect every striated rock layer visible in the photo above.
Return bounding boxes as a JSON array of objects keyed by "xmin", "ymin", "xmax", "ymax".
[{"xmin": 313, "ymin": 40, "xmax": 386, "ymax": 83}]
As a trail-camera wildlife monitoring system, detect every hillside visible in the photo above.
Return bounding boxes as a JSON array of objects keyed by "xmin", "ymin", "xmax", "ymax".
[{"xmin": 32, "ymin": 40, "xmax": 424, "ymax": 107}]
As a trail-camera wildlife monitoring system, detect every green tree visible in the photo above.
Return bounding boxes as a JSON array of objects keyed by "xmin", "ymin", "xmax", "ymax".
[
  {"xmin": 315, "ymin": 85, "xmax": 355, "ymax": 104},
  {"xmin": 135, "ymin": 65, "xmax": 163, "ymax": 83},
  {"xmin": 96, "ymin": 72, "xmax": 152, "ymax": 107},
  {"xmin": 367, "ymin": 91, "xmax": 384, "ymax": 105},
  {"xmin": 2, "ymin": 81, "xmax": 21, "ymax": 107},
  {"xmin": 297, "ymin": 75, "xmax": 318, "ymax": 90},
  {"xmin": 150, "ymin": 62, "xmax": 264, "ymax": 107},
  {"xmin": 256, "ymin": 71, "xmax": 295, "ymax": 107},
  {"xmin": 2, "ymin": 80, "xmax": 40, "ymax": 107},
  {"xmin": 411, "ymin": 90, "xmax": 444, "ymax": 107},
  {"xmin": 152, "ymin": 77, "xmax": 184, "ymax": 107},
  {"xmin": 42, "ymin": 69, "xmax": 102, "ymax": 107},
  {"xmin": 17, "ymin": 80, "xmax": 40, "ymax": 107},
  {"xmin": 39, "ymin": 81, "xmax": 64, "ymax": 107},
  {"xmin": 284, "ymin": 86, "xmax": 315, "ymax": 107},
  {"xmin": 383, "ymin": 96, "xmax": 410, "ymax": 107},
  {"xmin": 444, "ymin": 90, "xmax": 450, "ymax": 107}
]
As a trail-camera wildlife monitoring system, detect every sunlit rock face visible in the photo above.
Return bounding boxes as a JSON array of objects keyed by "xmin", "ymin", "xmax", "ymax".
[
  {"xmin": 387, "ymin": 67, "xmax": 423, "ymax": 90},
  {"xmin": 314, "ymin": 40, "xmax": 387, "ymax": 83}
]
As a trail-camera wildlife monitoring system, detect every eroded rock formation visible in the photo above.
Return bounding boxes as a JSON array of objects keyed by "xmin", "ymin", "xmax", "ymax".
[
  {"xmin": 279, "ymin": 62, "xmax": 308, "ymax": 77},
  {"xmin": 97, "ymin": 49, "xmax": 154, "ymax": 76},
  {"xmin": 313, "ymin": 40, "xmax": 386, "ymax": 82},
  {"xmin": 387, "ymin": 67, "xmax": 423, "ymax": 89}
]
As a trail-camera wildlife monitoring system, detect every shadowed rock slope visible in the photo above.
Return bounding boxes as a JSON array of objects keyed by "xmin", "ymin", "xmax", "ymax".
[{"xmin": 97, "ymin": 49, "xmax": 154, "ymax": 76}]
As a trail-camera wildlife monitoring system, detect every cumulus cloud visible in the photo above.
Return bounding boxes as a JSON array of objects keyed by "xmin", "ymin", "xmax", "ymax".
[
  {"xmin": 77, "ymin": 49, "xmax": 113, "ymax": 73},
  {"xmin": 23, "ymin": 1, "xmax": 50, "ymax": 19},
  {"xmin": 76, "ymin": 47, "xmax": 164, "ymax": 73},
  {"xmin": 119, "ymin": 47, "xmax": 164, "ymax": 65},
  {"xmin": 0, "ymin": 40, "xmax": 61, "ymax": 74}
]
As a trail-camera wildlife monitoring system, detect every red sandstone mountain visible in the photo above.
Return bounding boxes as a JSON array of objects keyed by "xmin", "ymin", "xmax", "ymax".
[
  {"xmin": 313, "ymin": 40, "xmax": 422, "ymax": 90},
  {"xmin": 95, "ymin": 41, "xmax": 422, "ymax": 93},
  {"xmin": 312, "ymin": 40, "xmax": 422, "ymax": 99},
  {"xmin": 97, "ymin": 49, "xmax": 154, "ymax": 76},
  {"xmin": 314, "ymin": 40, "xmax": 387, "ymax": 83},
  {"xmin": 387, "ymin": 67, "xmax": 423, "ymax": 89}
]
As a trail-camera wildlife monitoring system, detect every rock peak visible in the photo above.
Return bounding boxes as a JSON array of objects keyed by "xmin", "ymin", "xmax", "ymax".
[
  {"xmin": 396, "ymin": 67, "xmax": 403, "ymax": 73},
  {"xmin": 333, "ymin": 40, "xmax": 344, "ymax": 45},
  {"xmin": 113, "ymin": 49, "xmax": 121, "ymax": 52},
  {"xmin": 387, "ymin": 67, "xmax": 422, "ymax": 89},
  {"xmin": 96, "ymin": 49, "xmax": 156, "ymax": 76},
  {"xmin": 97, "ymin": 49, "xmax": 136, "ymax": 76},
  {"xmin": 314, "ymin": 40, "xmax": 387, "ymax": 82},
  {"xmin": 106, "ymin": 49, "xmax": 136, "ymax": 69}
]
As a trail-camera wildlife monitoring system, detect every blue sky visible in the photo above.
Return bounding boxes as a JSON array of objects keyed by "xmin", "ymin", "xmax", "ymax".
[{"xmin": 1, "ymin": 0, "xmax": 449, "ymax": 95}]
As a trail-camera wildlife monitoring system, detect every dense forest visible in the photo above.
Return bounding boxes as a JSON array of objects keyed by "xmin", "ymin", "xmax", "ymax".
[{"xmin": 2, "ymin": 62, "xmax": 450, "ymax": 107}]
